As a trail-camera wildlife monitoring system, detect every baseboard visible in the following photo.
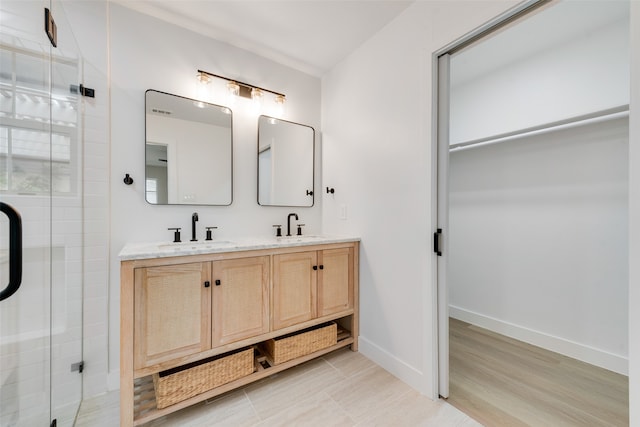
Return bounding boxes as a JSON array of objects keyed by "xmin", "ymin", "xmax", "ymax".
[
  {"xmin": 449, "ymin": 305, "xmax": 628, "ymax": 376},
  {"xmin": 358, "ymin": 336, "xmax": 433, "ymax": 397}
]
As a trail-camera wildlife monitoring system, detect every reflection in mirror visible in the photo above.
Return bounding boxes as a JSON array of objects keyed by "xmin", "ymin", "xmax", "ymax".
[
  {"xmin": 258, "ymin": 116, "xmax": 314, "ymax": 207},
  {"xmin": 145, "ymin": 90, "xmax": 233, "ymax": 205}
]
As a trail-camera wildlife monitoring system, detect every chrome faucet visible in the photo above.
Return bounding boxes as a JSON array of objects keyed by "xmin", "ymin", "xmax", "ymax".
[
  {"xmin": 287, "ymin": 213, "xmax": 298, "ymax": 237},
  {"xmin": 191, "ymin": 212, "xmax": 199, "ymax": 241}
]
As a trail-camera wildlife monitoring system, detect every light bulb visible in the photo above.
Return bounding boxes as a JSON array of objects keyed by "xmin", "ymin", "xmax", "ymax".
[
  {"xmin": 251, "ymin": 88, "xmax": 263, "ymax": 113},
  {"xmin": 196, "ymin": 72, "xmax": 211, "ymax": 85},
  {"xmin": 195, "ymin": 72, "xmax": 211, "ymax": 101},
  {"xmin": 227, "ymin": 81, "xmax": 239, "ymax": 106},
  {"xmin": 274, "ymin": 94, "xmax": 285, "ymax": 117},
  {"xmin": 227, "ymin": 81, "xmax": 239, "ymax": 97}
]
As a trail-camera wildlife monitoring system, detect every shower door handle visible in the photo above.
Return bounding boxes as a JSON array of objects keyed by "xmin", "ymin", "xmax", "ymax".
[{"xmin": 0, "ymin": 202, "xmax": 23, "ymax": 301}]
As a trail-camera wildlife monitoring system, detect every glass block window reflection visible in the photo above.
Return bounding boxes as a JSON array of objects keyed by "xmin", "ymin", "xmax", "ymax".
[
  {"xmin": 0, "ymin": 126, "xmax": 73, "ymax": 195},
  {"xmin": 1, "ymin": 46, "xmax": 79, "ymax": 196}
]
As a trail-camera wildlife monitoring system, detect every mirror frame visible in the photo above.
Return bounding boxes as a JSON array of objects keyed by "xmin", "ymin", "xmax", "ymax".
[
  {"xmin": 144, "ymin": 89, "xmax": 233, "ymax": 206},
  {"xmin": 257, "ymin": 115, "xmax": 315, "ymax": 207}
]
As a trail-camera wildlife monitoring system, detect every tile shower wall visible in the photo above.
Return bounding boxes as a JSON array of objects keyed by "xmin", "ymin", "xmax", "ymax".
[
  {"xmin": 61, "ymin": 1, "xmax": 111, "ymax": 398},
  {"xmin": 80, "ymin": 60, "xmax": 110, "ymax": 398}
]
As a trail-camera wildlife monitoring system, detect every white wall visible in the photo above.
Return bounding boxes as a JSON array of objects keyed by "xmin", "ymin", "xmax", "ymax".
[
  {"xmin": 450, "ymin": 15, "xmax": 630, "ymax": 144},
  {"xmin": 449, "ymin": 117, "xmax": 628, "ymax": 373},
  {"xmin": 108, "ymin": 4, "xmax": 321, "ymax": 383},
  {"xmin": 322, "ymin": 0, "xmax": 521, "ymax": 395}
]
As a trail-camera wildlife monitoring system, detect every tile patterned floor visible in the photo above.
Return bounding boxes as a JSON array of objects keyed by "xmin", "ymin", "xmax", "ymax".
[{"xmin": 76, "ymin": 348, "xmax": 481, "ymax": 426}]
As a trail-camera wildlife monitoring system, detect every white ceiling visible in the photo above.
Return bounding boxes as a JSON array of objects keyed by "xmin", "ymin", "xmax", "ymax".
[
  {"xmin": 451, "ymin": 1, "xmax": 630, "ymax": 87},
  {"xmin": 114, "ymin": 0, "xmax": 414, "ymax": 77}
]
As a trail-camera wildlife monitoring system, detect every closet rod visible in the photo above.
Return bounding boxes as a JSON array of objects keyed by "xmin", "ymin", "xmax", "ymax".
[{"xmin": 449, "ymin": 105, "xmax": 629, "ymax": 153}]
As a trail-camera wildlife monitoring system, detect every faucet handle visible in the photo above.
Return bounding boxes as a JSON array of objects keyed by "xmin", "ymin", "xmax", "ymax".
[
  {"xmin": 205, "ymin": 226, "xmax": 218, "ymax": 241},
  {"xmin": 297, "ymin": 224, "xmax": 305, "ymax": 236},
  {"xmin": 168, "ymin": 227, "xmax": 181, "ymax": 243},
  {"xmin": 273, "ymin": 224, "xmax": 282, "ymax": 237}
]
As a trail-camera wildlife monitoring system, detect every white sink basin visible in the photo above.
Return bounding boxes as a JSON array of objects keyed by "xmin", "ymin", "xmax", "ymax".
[{"xmin": 157, "ymin": 240, "xmax": 235, "ymax": 251}]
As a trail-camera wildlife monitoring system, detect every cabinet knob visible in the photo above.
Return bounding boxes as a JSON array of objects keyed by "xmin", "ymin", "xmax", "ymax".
[
  {"xmin": 313, "ymin": 265, "xmax": 318, "ymax": 271},
  {"xmin": 215, "ymin": 279, "xmax": 221, "ymax": 286},
  {"xmin": 319, "ymin": 265, "xmax": 324, "ymax": 270},
  {"xmin": 204, "ymin": 281, "xmax": 210, "ymax": 288}
]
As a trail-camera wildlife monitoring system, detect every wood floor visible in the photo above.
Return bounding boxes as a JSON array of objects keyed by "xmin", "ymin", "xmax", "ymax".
[{"xmin": 448, "ymin": 318, "xmax": 629, "ymax": 427}]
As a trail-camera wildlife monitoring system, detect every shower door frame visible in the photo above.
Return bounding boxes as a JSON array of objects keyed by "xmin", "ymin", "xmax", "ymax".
[{"xmin": 0, "ymin": 1, "xmax": 84, "ymax": 425}]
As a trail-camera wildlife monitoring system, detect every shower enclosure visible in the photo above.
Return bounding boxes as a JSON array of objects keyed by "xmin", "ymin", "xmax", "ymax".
[{"xmin": 1, "ymin": 1, "xmax": 84, "ymax": 425}]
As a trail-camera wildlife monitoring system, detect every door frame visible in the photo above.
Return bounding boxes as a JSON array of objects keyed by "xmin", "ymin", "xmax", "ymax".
[{"xmin": 430, "ymin": 0, "xmax": 548, "ymax": 399}]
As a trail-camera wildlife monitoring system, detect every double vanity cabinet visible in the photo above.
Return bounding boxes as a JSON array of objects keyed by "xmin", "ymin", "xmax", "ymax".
[{"xmin": 119, "ymin": 236, "xmax": 359, "ymax": 426}]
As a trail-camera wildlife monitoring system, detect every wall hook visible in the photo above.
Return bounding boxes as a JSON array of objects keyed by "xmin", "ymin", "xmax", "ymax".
[
  {"xmin": 326, "ymin": 187, "xmax": 335, "ymax": 194},
  {"xmin": 123, "ymin": 174, "xmax": 134, "ymax": 185}
]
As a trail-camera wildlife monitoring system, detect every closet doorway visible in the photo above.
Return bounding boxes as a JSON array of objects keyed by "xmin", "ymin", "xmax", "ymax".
[{"xmin": 435, "ymin": 1, "xmax": 630, "ymax": 424}]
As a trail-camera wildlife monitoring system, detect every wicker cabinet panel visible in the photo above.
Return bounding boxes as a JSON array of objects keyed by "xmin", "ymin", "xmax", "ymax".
[
  {"xmin": 318, "ymin": 247, "xmax": 354, "ymax": 316},
  {"xmin": 272, "ymin": 251, "xmax": 318, "ymax": 330},
  {"xmin": 134, "ymin": 262, "xmax": 211, "ymax": 369},
  {"xmin": 211, "ymin": 256, "xmax": 270, "ymax": 347}
]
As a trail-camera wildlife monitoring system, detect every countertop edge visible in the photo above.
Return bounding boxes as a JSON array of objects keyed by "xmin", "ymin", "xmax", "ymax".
[{"xmin": 118, "ymin": 236, "xmax": 361, "ymax": 261}]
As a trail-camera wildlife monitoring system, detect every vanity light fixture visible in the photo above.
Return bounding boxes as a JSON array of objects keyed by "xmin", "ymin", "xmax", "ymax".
[
  {"xmin": 196, "ymin": 71, "xmax": 211, "ymax": 85},
  {"xmin": 274, "ymin": 94, "xmax": 285, "ymax": 116},
  {"xmin": 196, "ymin": 69, "xmax": 286, "ymax": 113},
  {"xmin": 195, "ymin": 71, "xmax": 212, "ymax": 103},
  {"xmin": 251, "ymin": 87, "xmax": 263, "ymax": 103},
  {"xmin": 227, "ymin": 81, "xmax": 240, "ymax": 97},
  {"xmin": 226, "ymin": 81, "xmax": 240, "ymax": 106},
  {"xmin": 251, "ymin": 87, "xmax": 263, "ymax": 113}
]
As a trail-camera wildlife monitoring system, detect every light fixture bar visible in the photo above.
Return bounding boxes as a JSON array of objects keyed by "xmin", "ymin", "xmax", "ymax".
[{"xmin": 197, "ymin": 69, "xmax": 285, "ymax": 99}]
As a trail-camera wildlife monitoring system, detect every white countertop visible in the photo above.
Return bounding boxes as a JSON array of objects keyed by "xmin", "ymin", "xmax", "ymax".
[{"xmin": 118, "ymin": 235, "xmax": 360, "ymax": 261}]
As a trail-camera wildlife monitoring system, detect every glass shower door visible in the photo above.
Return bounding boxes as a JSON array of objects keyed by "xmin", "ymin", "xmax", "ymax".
[{"xmin": 0, "ymin": 1, "xmax": 83, "ymax": 425}]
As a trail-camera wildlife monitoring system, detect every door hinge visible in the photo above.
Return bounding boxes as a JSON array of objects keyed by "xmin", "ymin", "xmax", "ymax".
[
  {"xmin": 71, "ymin": 361, "xmax": 84, "ymax": 373},
  {"xmin": 44, "ymin": 8, "xmax": 57, "ymax": 48},
  {"xmin": 70, "ymin": 84, "xmax": 95, "ymax": 98},
  {"xmin": 434, "ymin": 228, "xmax": 443, "ymax": 256}
]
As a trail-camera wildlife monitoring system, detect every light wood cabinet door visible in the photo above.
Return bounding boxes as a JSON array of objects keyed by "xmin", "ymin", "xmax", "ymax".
[
  {"xmin": 211, "ymin": 256, "xmax": 270, "ymax": 347},
  {"xmin": 134, "ymin": 262, "xmax": 211, "ymax": 369},
  {"xmin": 272, "ymin": 251, "xmax": 317, "ymax": 330},
  {"xmin": 318, "ymin": 247, "xmax": 354, "ymax": 316}
]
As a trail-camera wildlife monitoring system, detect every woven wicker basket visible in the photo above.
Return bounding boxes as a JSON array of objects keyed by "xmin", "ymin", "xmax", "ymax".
[
  {"xmin": 263, "ymin": 322, "xmax": 337, "ymax": 365},
  {"xmin": 153, "ymin": 347, "xmax": 254, "ymax": 409}
]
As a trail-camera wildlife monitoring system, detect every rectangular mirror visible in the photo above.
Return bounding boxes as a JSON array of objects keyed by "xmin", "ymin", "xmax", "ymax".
[
  {"xmin": 258, "ymin": 116, "xmax": 315, "ymax": 207},
  {"xmin": 145, "ymin": 89, "xmax": 233, "ymax": 205}
]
